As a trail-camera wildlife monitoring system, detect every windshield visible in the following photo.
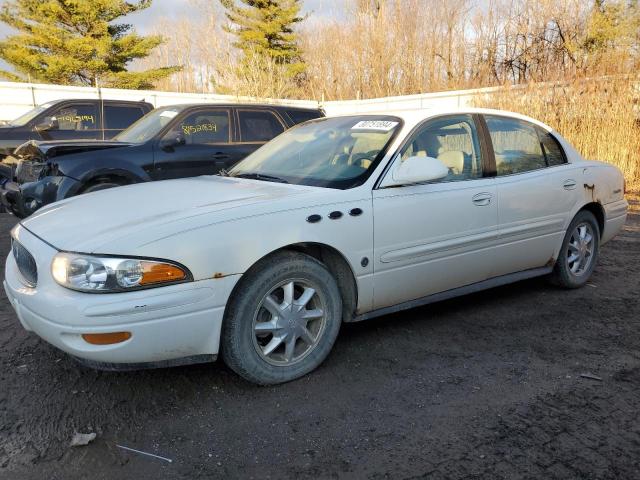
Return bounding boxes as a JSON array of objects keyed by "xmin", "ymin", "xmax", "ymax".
[
  {"xmin": 115, "ymin": 106, "xmax": 184, "ymax": 143},
  {"xmin": 228, "ymin": 115, "xmax": 401, "ymax": 189},
  {"xmin": 9, "ymin": 102, "xmax": 55, "ymax": 127}
]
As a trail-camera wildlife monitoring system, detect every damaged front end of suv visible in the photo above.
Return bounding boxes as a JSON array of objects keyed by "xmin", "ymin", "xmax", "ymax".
[{"xmin": 0, "ymin": 140, "xmax": 123, "ymax": 218}]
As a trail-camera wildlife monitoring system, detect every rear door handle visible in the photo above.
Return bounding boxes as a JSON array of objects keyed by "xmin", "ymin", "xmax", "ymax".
[
  {"xmin": 212, "ymin": 153, "xmax": 231, "ymax": 160},
  {"xmin": 563, "ymin": 179, "xmax": 577, "ymax": 190},
  {"xmin": 472, "ymin": 192, "xmax": 493, "ymax": 206}
]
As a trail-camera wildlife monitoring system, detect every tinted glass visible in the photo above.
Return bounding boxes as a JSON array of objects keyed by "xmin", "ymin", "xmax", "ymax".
[
  {"xmin": 104, "ymin": 105, "xmax": 145, "ymax": 130},
  {"xmin": 238, "ymin": 110, "xmax": 285, "ymax": 142},
  {"xmin": 164, "ymin": 110, "xmax": 230, "ymax": 145},
  {"xmin": 536, "ymin": 127, "xmax": 566, "ymax": 166},
  {"xmin": 50, "ymin": 104, "xmax": 97, "ymax": 131},
  {"xmin": 486, "ymin": 116, "xmax": 546, "ymax": 175},
  {"xmin": 401, "ymin": 114, "xmax": 483, "ymax": 181},
  {"xmin": 229, "ymin": 115, "xmax": 401, "ymax": 189},
  {"xmin": 287, "ymin": 109, "xmax": 322, "ymax": 125}
]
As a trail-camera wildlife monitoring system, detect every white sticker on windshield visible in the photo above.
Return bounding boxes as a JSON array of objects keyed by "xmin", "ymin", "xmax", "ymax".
[
  {"xmin": 351, "ymin": 120, "xmax": 398, "ymax": 131},
  {"xmin": 160, "ymin": 110, "xmax": 179, "ymax": 119}
]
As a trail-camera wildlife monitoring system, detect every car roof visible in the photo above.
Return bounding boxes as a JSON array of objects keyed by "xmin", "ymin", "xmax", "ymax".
[
  {"xmin": 329, "ymin": 107, "xmax": 553, "ymax": 132},
  {"xmin": 46, "ymin": 98, "xmax": 150, "ymax": 105},
  {"xmin": 156, "ymin": 103, "xmax": 321, "ymax": 112}
]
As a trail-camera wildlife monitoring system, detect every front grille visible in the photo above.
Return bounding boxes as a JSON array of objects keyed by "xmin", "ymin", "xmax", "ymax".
[
  {"xmin": 15, "ymin": 159, "xmax": 46, "ymax": 183},
  {"xmin": 12, "ymin": 240, "xmax": 37, "ymax": 287}
]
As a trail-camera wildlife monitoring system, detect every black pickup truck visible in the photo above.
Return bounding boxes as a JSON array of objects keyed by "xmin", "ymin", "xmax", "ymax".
[
  {"xmin": 0, "ymin": 98, "xmax": 153, "ymax": 159},
  {"xmin": 0, "ymin": 103, "xmax": 324, "ymax": 217}
]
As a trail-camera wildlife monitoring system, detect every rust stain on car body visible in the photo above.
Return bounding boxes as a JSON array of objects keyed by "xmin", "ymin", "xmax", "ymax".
[
  {"xmin": 211, "ymin": 272, "xmax": 240, "ymax": 279},
  {"xmin": 584, "ymin": 183, "xmax": 596, "ymax": 201}
]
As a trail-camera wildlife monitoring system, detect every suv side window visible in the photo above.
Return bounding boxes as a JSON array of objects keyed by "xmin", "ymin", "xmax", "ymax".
[
  {"xmin": 104, "ymin": 105, "xmax": 146, "ymax": 130},
  {"xmin": 399, "ymin": 114, "xmax": 483, "ymax": 182},
  {"xmin": 165, "ymin": 109, "xmax": 231, "ymax": 145},
  {"xmin": 238, "ymin": 110, "xmax": 285, "ymax": 142},
  {"xmin": 535, "ymin": 126, "xmax": 566, "ymax": 167},
  {"xmin": 50, "ymin": 104, "xmax": 97, "ymax": 131},
  {"xmin": 485, "ymin": 116, "xmax": 547, "ymax": 175},
  {"xmin": 286, "ymin": 109, "xmax": 322, "ymax": 125}
]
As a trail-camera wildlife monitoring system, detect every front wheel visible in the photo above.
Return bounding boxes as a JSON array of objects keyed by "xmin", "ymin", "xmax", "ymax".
[
  {"xmin": 82, "ymin": 181, "xmax": 126, "ymax": 194},
  {"xmin": 222, "ymin": 251, "xmax": 342, "ymax": 385},
  {"xmin": 551, "ymin": 210, "xmax": 600, "ymax": 288}
]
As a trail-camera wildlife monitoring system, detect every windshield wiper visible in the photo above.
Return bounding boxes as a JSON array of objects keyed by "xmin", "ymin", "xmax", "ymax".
[{"xmin": 233, "ymin": 172, "xmax": 289, "ymax": 184}]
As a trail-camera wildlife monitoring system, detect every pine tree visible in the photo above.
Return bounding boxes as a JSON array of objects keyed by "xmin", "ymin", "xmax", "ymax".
[
  {"xmin": 220, "ymin": 0, "xmax": 305, "ymax": 79},
  {"xmin": 0, "ymin": 0, "xmax": 181, "ymax": 89}
]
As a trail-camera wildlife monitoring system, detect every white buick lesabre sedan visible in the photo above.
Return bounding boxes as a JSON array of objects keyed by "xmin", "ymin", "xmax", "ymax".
[{"xmin": 4, "ymin": 108, "xmax": 628, "ymax": 384}]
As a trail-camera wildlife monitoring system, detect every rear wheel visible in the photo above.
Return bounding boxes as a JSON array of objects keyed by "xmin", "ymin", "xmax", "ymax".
[
  {"xmin": 222, "ymin": 251, "xmax": 342, "ymax": 385},
  {"xmin": 551, "ymin": 210, "xmax": 600, "ymax": 288}
]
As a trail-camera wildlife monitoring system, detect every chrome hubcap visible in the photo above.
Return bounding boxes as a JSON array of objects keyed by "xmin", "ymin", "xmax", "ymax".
[
  {"xmin": 252, "ymin": 279, "xmax": 326, "ymax": 366},
  {"xmin": 566, "ymin": 222, "xmax": 595, "ymax": 276}
]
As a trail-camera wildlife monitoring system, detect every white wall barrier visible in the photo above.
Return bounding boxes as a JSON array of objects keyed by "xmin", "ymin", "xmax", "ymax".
[
  {"xmin": 0, "ymin": 81, "xmax": 509, "ymax": 121},
  {"xmin": 1, "ymin": 79, "xmax": 635, "ymax": 121}
]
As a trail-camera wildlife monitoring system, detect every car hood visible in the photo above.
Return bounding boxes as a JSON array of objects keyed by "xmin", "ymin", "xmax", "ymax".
[
  {"xmin": 15, "ymin": 139, "xmax": 133, "ymax": 161},
  {"xmin": 21, "ymin": 176, "xmax": 321, "ymax": 253}
]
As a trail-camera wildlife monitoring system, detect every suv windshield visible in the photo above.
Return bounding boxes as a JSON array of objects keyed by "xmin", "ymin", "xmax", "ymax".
[
  {"xmin": 115, "ymin": 106, "xmax": 184, "ymax": 143},
  {"xmin": 228, "ymin": 115, "xmax": 401, "ymax": 189},
  {"xmin": 8, "ymin": 102, "xmax": 56, "ymax": 127}
]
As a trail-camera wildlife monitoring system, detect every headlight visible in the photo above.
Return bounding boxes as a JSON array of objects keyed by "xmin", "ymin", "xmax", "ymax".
[{"xmin": 51, "ymin": 252, "xmax": 191, "ymax": 292}]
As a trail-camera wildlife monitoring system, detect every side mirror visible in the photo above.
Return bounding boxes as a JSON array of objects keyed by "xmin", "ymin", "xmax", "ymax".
[
  {"xmin": 160, "ymin": 134, "xmax": 186, "ymax": 151},
  {"xmin": 34, "ymin": 117, "xmax": 58, "ymax": 132},
  {"xmin": 384, "ymin": 156, "xmax": 449, "ymax": 186}
]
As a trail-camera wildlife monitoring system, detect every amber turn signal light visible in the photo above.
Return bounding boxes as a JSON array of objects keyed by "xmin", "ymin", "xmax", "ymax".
[
  {"xmin": 139, "ymin": 262, "xmax": 187, "ymax": 285},
  {"xmin": 82, "ymin": 332, "xmax": 132, "ymax": 345}
]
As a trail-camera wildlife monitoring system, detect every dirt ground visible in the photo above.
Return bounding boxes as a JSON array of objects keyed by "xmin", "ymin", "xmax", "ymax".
[{"xmin": 1, "ymin": 197, "xmax": 639, "ymax": 480}]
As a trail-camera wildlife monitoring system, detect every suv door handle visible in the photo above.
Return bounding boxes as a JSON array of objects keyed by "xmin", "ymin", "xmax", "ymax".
[
  {"xmin": 472, "ymin": 192, "xmax": 493, "ymax": 206},
  {"xmin": 563, "ymin": 179, "xmax": 577, "ymax": 190},
  {"xmin": 212, "ymin": 153, "xmax": 231, "ymax": 160}
]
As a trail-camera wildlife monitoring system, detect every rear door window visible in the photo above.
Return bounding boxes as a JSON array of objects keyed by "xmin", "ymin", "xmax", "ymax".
[
  {"xmin": 485, "ymin": 116, "xmax": 547, "ymax": 176},
  {"xmin": 104, "ymin": 105, "xmax": 146, "ymax": 130},
  {"xmin": 238, "ymin": 110, "xmax": 285, "ymax": 142}
]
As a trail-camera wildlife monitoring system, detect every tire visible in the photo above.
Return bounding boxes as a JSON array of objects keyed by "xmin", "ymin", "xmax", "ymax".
[
  {"xmin": 222, "ymin": 250, "xmax": 342, "ymax": 385},
  {"xmin": 550, "ymin": 210, "xmax": 600, "ymax": 288},
  {"xmin": 83, "ymin": 181, "xmax": 125, "ymax": 194}
]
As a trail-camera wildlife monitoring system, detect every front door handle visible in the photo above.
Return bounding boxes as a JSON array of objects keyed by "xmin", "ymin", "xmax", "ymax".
[
  {"xmin": 212, "ymin": 153, "xmax": 231, "ymax": 161},
  {"xmin": 563, "ymin": 179, "xmax": 577, "ymax": 190},
  {"xmin": 472, "ymin": 192, "xmax": 493, "ymax": 206}
]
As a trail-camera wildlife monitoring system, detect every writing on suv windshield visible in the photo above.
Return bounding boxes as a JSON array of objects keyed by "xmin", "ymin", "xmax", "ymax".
[{"xmin": 229, "ymin": 115, "xmax": 401, "ymax": 189}]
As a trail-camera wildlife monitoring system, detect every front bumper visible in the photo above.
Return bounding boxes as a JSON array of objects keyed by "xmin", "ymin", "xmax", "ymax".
[
  {"xmin": 4, "ymin": 224, "xmax": 239, "ymax": 367},
  {"xmin": 0, "ymin": 175, "xmax": 76, "ymax": 218}
]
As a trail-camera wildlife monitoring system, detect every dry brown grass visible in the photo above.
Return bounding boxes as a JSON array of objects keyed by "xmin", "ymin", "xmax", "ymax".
[{"xmin": 474, "ymin": 78, "xmax": 640, "ymax": 191}]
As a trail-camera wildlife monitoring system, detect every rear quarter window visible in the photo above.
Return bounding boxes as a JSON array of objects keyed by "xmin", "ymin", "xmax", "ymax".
[
  {"xmin": 286, "ymin": 109, "xmax": 322, "ymax": 125},
  {"xmin": 536, "ymin": 127, "xmax": 566, "ymax": 166}
]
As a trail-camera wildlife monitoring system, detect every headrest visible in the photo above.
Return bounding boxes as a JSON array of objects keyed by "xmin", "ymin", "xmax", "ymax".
[{"xmin": 438, "ymin": 150, "xmax": 465, "ymax": 175}]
